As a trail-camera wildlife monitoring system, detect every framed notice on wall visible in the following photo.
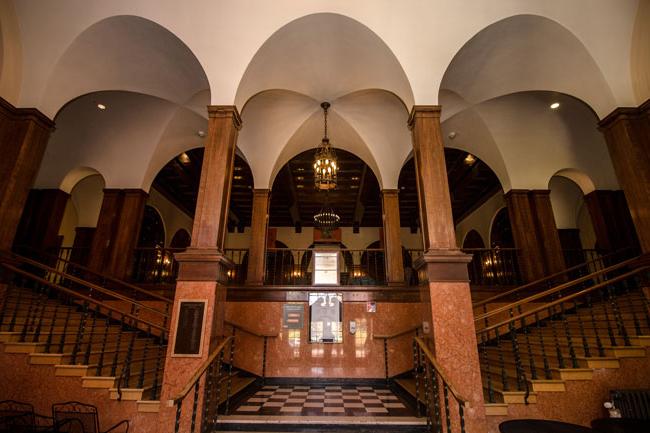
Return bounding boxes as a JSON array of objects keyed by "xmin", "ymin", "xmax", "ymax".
[
  {"xmin": 313, "ymin": 251, "xmax": 339, "ymax": 285},
  {"xmin": 172, "ymin": 299, "xmax": 207, "ymax": 357}
]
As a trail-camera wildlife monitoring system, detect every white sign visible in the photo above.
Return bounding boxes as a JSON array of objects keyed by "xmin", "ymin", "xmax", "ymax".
[{"xmin": 313, "ymin": 251, "xmax": 339, "ymax": 285}]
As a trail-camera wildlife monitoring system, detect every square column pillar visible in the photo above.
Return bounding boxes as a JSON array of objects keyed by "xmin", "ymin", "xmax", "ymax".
[
  {"xmin": 0, "ymin": 98, "xmax": 55, "ymax": 251},
  {"xmin": 584, "ymin": 190, "xmax": 639, "ymax": 254},
  {"xmin": 382, "ymin": 190, "xmax": 405, "ymax": 284},
  {"xmin": 86, "ymin": 189, "xmax": 148, "ymax": 280},
  {"xmin": 14, "ymin": 189, "xmax": 69, "ymax": 253},
  {"xmin": 505, "ymin": 190, "xmax": 566, "ymax": 282},
  {"xmin": 158, "ymin": 106, "xmax": 241, "ymax": 433},
  {"xmin": 598, "ymin": 102, "xmax": 650, "ymax": 253},
  {"xmin": 408, "ymin": 106, "xmax": 487, "ymax": 433},
  {"xmin": 246, "ymin": 189, "xmax": 270, "ymax": 286}
]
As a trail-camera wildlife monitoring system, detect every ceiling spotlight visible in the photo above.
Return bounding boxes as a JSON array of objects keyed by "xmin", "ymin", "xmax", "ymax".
[
  {"xmin": 178, "ymin": 152, "xmax": 191, "ymax": 164},
  {"xmin": 197, "ymin": 130, "xmax": 206, "ymax": 137},
  {"xmin": 233, "ymin": 175, "xmax": 243, "ymax": 180},
  {"xmin": 550, "ymin": 102, "xmax": 560, "ymax": 110},
  {"xmin": 464, "ymin": 154, "xmax": 476, "ymax": 165},
  {"xmin": 448, "ymin": 131, "xmax": 457, "ymax": 139},
  {"xmin": 96, "ymin": 103, "xmax": 106, "ymax": 110}
]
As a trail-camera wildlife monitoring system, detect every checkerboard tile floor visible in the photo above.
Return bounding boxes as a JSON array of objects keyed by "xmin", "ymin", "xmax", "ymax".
[{"xmin": 232, "ymin": 384, "xmax": 414, "ymax": 417}]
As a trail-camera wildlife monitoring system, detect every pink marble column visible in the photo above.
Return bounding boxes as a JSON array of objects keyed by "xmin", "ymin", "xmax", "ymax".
[
  {"xmin": 409, "ymin": 105, "xmax": 487, "ymax": 433},
  {"xmin": 158, "ymin": 106, "xmax": 241, "ymax": 433}
]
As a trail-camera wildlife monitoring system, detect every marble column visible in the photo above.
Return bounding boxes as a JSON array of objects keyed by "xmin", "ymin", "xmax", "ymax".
[
  {"xmin": 505, "ymin": 190, "xmax": 566, "ymax": 282},
  {"xmin": 86, "ymin": 189, "xmax": 147, "ymax": 279},
  {"xmin": 14, "ymin": 189, "xmax": 69, "ymax": 253},
  {"xmin": 530, "ymin": 190, "xmax": 567, "ymax": 276},
  {"xmin": 0, "ymin": 98, "xmax": 55, "ymax": 251},
  {"xmin": 599, "ymin": 100, "xmax": 650, "ymax": 253},
  {"xmin": 158, "ymin": 106, "xmax": 241, "ymax": 433},
  {"xmin": 585, "ymin": 190, "xmax": 640, "ymax": 254},
  {"xmin": 408, "ymin": 106, "xmax": 487, "ymax": 433},
  {"xmin": 382, "ymin": 190, "xmax": 405, "ymax": 285},
  {"xmin": 246, "ymin": 189, "xmax": 270, "ymax": 286}
]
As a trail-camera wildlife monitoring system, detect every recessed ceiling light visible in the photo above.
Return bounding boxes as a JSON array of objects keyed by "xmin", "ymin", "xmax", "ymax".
[
  {"xmin": 464, "ymin": 154, "xmax": 476, "ymax": 165},
  {"xmin": 296, "ymin": 185, "xmax": 304, "ymax": 189},
  {"xmin": 96, "ymin": 103, "xmax": 106, "ymax": 110},
  {"xmin": 178, "ymin": 152, "xmax": 190, "ymax": 164},
  {"xmin": 448, "ymin": 131, "xmax": 457, "ymax": 139},
  {"xmin": 550, "ymin": 102, "xmax": 560, "ymax": 110},
  {"xmin": 197, "ymin": 130, "xmax": 206, "ymax": 137},
  {"xmin": 351, "ymin": 176, "xmax": 360, "ymax": 181},
  {"xmin": 295, "ymin": 176, "xmax": 304, "ymax": 181},
  {"xmin": 233, "ymin": 175, "xmax": 243, "ymax": 180}
]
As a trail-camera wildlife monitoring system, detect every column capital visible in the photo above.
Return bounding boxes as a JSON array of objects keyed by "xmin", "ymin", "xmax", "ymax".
[
  {"xmin": 407, "ymin": 105, "xmax": 441, "ymax": 129},
  {"xmin": 252, "ymin": 188, "xmax": 270, "ymax": 195},
  {"xmin": 414, "ymin": 249, "xmax": 472, "ymax": 282},
  {"xmin": 381, "ymin": 189, "xmax": 399, "ymax": 196},
  {"xmin": 0, "ymin": 96, "xmax": 55, "ymax": 130},
  {"xmin": 207, "ymin": 105, "xmax": 242, "ymax": 130},
  {"xmin": 598, "ymin": 99, "xmax": 650, "ymax": 130}
]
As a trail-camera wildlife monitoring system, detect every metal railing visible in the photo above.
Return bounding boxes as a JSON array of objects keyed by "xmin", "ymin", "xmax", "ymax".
[
  {"xmin": 223, "ymin": 249, "xmax": 248, "ymax": 284},
  {"xmin": 476, "ymin": 257, "xmax": 649, "ymax": 403},
  {"xmin": 131, "ymin": 247, "xmax": 186, "ymax": 285},
  {"xmin": 224, "ymin": 320, "xmax": 278, "ymax": 384},
  {"xmin": 172, "ymin": 337, "xmax": 234, "ymax": 433},
  {"xmin": 473, "ymin": 247, "xmax": 636, "ymax": 310},
  {"xmin": 462, "ymin": 248, "xmax": 521, "ymax": 287},
  {"xmin": 0, "ymin": 256, "xmax": 169, "ymax": 401},
  {"xmin": 413, "ymin": 336, "xmax": 468, "ymax": 433},
  {"xmin": 373, "ymin": 325, "xmax": 421, "ymax": 382},
  {"xmin": 263, "ymin": 248, "xmax": 386, "ymax": 286}
]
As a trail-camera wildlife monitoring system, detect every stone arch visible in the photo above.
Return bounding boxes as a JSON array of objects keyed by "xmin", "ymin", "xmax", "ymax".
[
  {"xmin": 462, "ymin": 230, "xmax": 485, "ymax": 249},
  {"xmin": 439, "ymin": 14, "xmax": 615, "ymax": 118},
  {"xmin": 41, "ymin": 15, "xmax": 210, "ymax": 119},
  {"xmin": 235, "ymin": 12, "xmax": 413, "ymax": 110},
  {"xmin": 489, "ymin": 207, "xmax": 514, "ymax": 248}
]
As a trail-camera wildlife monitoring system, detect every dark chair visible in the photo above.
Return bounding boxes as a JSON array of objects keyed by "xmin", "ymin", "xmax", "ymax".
[
  {"xmin": 499, "ymin": 419, "xmax": 593, "ymax": 433},
  {"xmin": 52, "ymin": 402, "xmax": 128, "ymax": 433},
  {"xmin": 0, "ymin": 400, "xmax": 56, "ymax": 433}
]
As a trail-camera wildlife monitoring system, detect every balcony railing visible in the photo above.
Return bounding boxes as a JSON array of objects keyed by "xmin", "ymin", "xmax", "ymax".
[
  {"xmin": 263, "ymin": 248, "xmax": 386, "ymax": 286},
  {"xmin": 462, "ymin": 248, "xmax": 522, "ymax": 287},
  {"xmin": 131, "ymin": 247, "xmax": 186, "ymax": 285}
]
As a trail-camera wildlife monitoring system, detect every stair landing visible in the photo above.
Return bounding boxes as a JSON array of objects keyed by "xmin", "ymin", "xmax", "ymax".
[{"xmin": 218, "ymin": 383, "xmax": 426, "ymax": 432}]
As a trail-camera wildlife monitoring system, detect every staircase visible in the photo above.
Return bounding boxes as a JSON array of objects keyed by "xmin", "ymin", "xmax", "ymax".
[
  {"xmin": 388, "ymin": 253, "xmax": 650, "ymax": 429},
  {"xmin": 0, "ymin": 251, "xmax": 171, "ymax": 421}
]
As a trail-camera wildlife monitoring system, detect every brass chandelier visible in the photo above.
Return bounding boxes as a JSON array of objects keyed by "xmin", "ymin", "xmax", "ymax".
[{"xmin": 313, "ymin": 102, "xmax": 338, "ymax": 191}]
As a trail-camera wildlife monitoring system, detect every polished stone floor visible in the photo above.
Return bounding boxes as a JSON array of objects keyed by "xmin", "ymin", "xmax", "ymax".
[{"xmin": 230, "ymin": 384, "xmax": 415, "ymax": 417}]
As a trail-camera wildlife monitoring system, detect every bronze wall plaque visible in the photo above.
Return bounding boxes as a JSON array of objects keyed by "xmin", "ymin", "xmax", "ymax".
[{"xmin": 172, "ymin": 300, "xmax": 207, "ymax": 356}]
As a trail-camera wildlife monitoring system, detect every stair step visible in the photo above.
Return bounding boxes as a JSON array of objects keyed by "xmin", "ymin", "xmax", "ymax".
[
  {"xmin": 529, "ymin": 379, "xmax": 565, "ymax": 392},
  {"xmin": 484, "ymin": 403, "xmax": 508, "ymax": 416},
  {"xmin": 82, "ymin": 376, "xmax": 116, "ymax": 389},
  {"xmin": 137, "ymin": 400, "xmax": 160, "ymax": 413}
]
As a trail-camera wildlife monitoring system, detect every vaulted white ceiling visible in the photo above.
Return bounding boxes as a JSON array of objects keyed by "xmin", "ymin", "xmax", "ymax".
[{"xmin": 4, "ymin": 1, "xmax": 641, "ymax": 195}]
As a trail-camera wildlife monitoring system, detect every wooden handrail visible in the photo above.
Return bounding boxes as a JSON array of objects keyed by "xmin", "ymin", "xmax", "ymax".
[
  {"xmin": 172, "ymin": 336, "xmax": 233, "ymax": 403},
  {"xmin": 5, "ymin": 253, "xmax": 170, "ymax": 319},
  {"xmin": 225, "ymin": 320, "xmax": 278, "ymax": 338},
  {"xmin": 373, "ymin": 325, "xmax": 420, "ymax": 339},
  {"xmin": 414, "ymin": 336, "xmax": 468, "ymax": 406},
  {"xmin": 17, "ymin": 248, "xmax": 174, "ymax": 304},
  {"xmin": 0, "ymin": 262, "xmax": 167, "ymax": 333},
  {"xmin": 474, "ymin": 256, "xmax": 639, "ymax": 324},
  {"xmin": 476, "ymin": 266, "xmax": 649, "ymax": 335},
  {"xmin": 473, "ymin": 248, "xmax": 634, "ymax": 308}
]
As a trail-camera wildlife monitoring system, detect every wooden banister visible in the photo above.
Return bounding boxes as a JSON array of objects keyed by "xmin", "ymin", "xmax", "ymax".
[
  {"xmin": 7, "ymin": 253, "xmax": 170, "ymax": 318},
  {"xmin": 225, "ymin": 320, "xmax": 278, "ymax": 338},
  {"xmin": 476, "ymin": 266, "xmax": 649, "ymax": 335},
  {"xmin": 0, "ymin": 262, "xmax": 167, "ymax": 333},
  {"xmin": 473, "ymin": 248, "xmax": 634, "ymax": 308},
  {"xmin": 474, "ymin": 256, "xmax": 640, "ymax": 324},
  {"xmin": 372, "ymin": 325, "xmax": 420, "ymax": 339}
]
